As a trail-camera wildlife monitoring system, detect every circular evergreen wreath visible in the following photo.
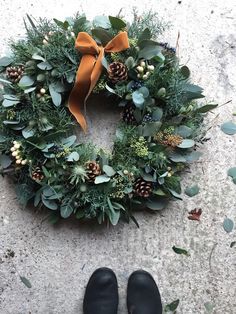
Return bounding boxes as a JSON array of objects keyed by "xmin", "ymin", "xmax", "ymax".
[{"xmin": 0, "ymin": 12, "xmax": 217, "ymax": 226}]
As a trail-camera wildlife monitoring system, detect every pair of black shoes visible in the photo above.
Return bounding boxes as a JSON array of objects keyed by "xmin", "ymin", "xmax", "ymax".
[{"xmin": 83, "ymin": 268, "xmax": 162, "ymax": 314}]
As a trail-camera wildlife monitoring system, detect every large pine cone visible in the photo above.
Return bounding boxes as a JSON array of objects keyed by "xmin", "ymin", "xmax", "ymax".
[
  {"xmin": 6, "ymin": 66, "xmax": 24, "ymax": 83},
  {"xmin": 108, "ymin": 62, "xmax": 128, "ymax": 84},
  {"xmin": 134, "ymin": 178, "xmax": 152, "ymax": 198},
  {"xmin": 85, "ymin": 161, "xmax": 101, "ymax": 182}
]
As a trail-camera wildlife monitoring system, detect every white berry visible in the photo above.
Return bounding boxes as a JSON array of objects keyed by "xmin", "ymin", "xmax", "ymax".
[
  {"xmin": 70, "ymin": 31, "xmax": 75, "ymax": 37},
  {"xmin": 140, "ymin": 61, "xmax": 146, "ymax": 67},
  {"xmin": 137, "ymin": 66, "xmax": 144, "ymax": 73},
  {"xmin": 40, "ymin": 88, "xmax": 46, "ymax": 95},
  {"xmin": 43, "ymin": 39, "xmax": 48, "ymax": 45},
  {"xmin": 10, "ymin": 147, "xmax": 16, "ymax": 152},
  {"xmin": 143, "ymin": 74, "xmax": 148, "ymax": 80},
  {"xmin": 16, "ymin": 159, "xmax": 22, "ymax": 164},
  {"xmin": 21, "ymin": 160, "xmax": 27, "ymax": 165},
  {"xmin": 12, "ymin": 151, "xmax": 18, "ymax": 157},
  {"xmin": 14, "ymin": 143, "xmax": 21, "ymax": 149},
  {"xmin": 147, "ymin": 65, "xmax": 155, "ymax": 71}
]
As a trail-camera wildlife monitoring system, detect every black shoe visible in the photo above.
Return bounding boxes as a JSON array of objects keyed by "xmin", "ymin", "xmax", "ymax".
[
  {"xmin": 127, "ymin": 270, "xmax": 162, "ymax": 314},
  {"xmin": 83, "ymin": 267, "xmax": 118, "ymax": 314}
]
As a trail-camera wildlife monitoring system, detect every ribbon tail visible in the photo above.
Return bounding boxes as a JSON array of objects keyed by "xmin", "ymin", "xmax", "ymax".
[{"xmin": 68, "ymin": 54, "xmax": 96, "ymax": 132}]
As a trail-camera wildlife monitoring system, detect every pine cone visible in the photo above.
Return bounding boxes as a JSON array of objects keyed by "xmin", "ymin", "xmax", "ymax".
[
  {"xmin": 85, "ymin": 161, "xmax": 101, "ymax": 182},
  {"xmin": 6, "ymin": 66, "xmax": 24, "ymax": 83},
  {"xmin": 32, "ymin": 167, "xmax": 44, "ymax": 181},
  {"xmin": 108, "ymin": 62, "xmax": 128, "ymax": 84},
  {"xmin": 122, "ymin": 104, "xmax": 136, "ymax": 124},
  {"xmin": 134, "ymin": 178, "xmax": 152, "ymax": 198}
]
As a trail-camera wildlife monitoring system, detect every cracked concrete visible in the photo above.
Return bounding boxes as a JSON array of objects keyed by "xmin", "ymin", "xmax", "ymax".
[{"xmin": 0, "ymin": 0, "xmax": 236, "ymax": 313}]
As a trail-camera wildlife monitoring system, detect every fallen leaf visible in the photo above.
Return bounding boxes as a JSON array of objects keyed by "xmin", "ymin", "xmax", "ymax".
[
  {"xmin": 230, "ymin": 241, "xmax": 236, "ymax": 248},
  {"xmin": 164, "ymin": 299, "xmax": 180, "ymax": 312},
  {"xmin": 172, "ymin": 246, "xmax": 190, "ymax": 256},
  {"xmin": 20, "ymin": 276, "xmax": 32, "ymax": 288},
  {"xmin": 188, "ymin": 208, "xmax": 202, "ymax": 221},
  {"xmin": 204, "ymin": 301, "xmax": 214, "ymax": 312},
  {"xmin": 223, "ymin": 218, "xmax": 234, "ymax": 233},
  {"xmin": 185, "ymin": 184, "xmax": 200, "ymax": 197}
]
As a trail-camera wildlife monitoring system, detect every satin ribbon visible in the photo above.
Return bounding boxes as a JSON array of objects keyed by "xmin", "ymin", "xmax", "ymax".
[{"xmin": 68, "ymin": 31, "xmax": 130, "ymax": 132}]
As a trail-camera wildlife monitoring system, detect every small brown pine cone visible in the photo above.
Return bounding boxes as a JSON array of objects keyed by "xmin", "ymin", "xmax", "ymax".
[
  {"xmin": 85, "ymin": 161, "xmax": 101, "ymax": 183},
  {"xmin": 108, "ymin": 62, "xmax": 128, "ymax": 84},
  {"xmin": 122, "ymin": 104, "xmax": 136, "ymax": 124},
  {"xmin": 134, "ymin": 178, "xmax": 152, "ymax": 198},
  {"xmin": 32, "ymin": 167, "xmax": 44, "ymax": 182},
  {"xmin": 6, "ymin": 66, "xmax": 24, "ymax": 83}
]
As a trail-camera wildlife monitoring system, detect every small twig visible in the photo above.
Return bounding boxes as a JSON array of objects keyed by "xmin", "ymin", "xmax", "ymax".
[
  {"xmin": 176, "ymin": 31, "xmax": 180, "ymax": 56},
  {"xmin": 217, "ymin": 99, "xmax": 232, "ymax": 108},
  {"xmin": 209, "ymin": 242, "xmax": 218, "ymax": 271},
  {"xmin": 0, "ymin": 167, "xmax": 15, "ymax": 175}
]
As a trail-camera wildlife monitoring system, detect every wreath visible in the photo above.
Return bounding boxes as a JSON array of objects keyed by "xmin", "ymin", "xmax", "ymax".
[{"xmin": 0, "ymin": 12, "xmax": 217, "ymax": 226}]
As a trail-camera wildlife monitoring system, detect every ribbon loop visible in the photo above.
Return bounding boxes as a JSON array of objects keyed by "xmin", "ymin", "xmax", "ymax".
[{"xmin": 68, "ymin": 31, "xmax": 130, "ymax": 132}]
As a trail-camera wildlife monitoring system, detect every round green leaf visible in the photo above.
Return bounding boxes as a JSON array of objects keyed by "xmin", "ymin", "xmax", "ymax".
[
  {"xmin": 221, "ymin": 121, "xmax": 236, "ymax": 135},
  {"xmin": 0, "ymin": 56, "xmax": 12, "ymax": 67},
  {"xmin": 184, "ymin": 184, "xmax": 200, "ymax": 197},
  {"xmin": 177, "ymin": 139, "xmax": 195, "ymax": 148},
  {"xmin": 103, "ymin": 165, "xmax": 116, "ymax": 177},
  {"xmin": 18, "ymin": 75, "xmax": 35, "ymax": 87},
  {"xmin": 95, "ymin": 175, "xmax": 110, "ymax": 184},
  {"xmin": 223, "ymin": 218, "xmax": 234, "ymax": 233},
  {"xmin": 60, "ymin": 204, "xmax": 73, "ymax": 218}
]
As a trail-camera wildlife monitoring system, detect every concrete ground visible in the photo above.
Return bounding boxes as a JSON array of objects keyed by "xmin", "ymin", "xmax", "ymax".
[{"xmin": 1, "ymin": 0, "xmax": 236, "ymax": 313}]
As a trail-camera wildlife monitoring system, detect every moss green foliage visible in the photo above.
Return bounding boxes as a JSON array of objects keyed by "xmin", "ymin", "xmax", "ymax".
[{"xmin": 0, "ymin": 11, "xmax": 216, "ymax": 226}]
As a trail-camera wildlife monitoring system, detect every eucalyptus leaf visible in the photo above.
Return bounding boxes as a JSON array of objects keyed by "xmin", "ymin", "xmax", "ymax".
[
  {"xmin": 221, "ymin": 121, "xmax": 236, "ymax": 135},
  {"xmin": 32, "ymin": 53, "xmax": 45, "ymax": 61},
  {"xmin": 0, "ymin": 56, "xmax": 12, "ymax": 67},
  {"xmin": 108, "ymin": 16, "xmax": 126, "ymax": 30},
  {"xmin": 61, "ymin": 135, "xmax": 76, "ymax": 147},
  {"xmin": 93, "ymin": 15, "xmax": 111, "ymax": 29},
  {"xmin": 92, "ymin": 28, "xmax": 113, "ymax": 45},
  {"xmin": 132, "ymin": 91, "xmax": 144, "ymax": 108},
  {"xmin": 138, "ymin": 28, "xmax": 151, "ymax": 44},
  {"xmin": 195, "ymin": 103, "xmax": 218, "ymax": 113},
  {"xmin": 125, "ymin": 56, "xmax": 135, "ymax": 70},
  {"xmin": 168, "ymin": 189, "xmax": 182, "ymax": 200},
  {"xmin": 22, "ymin": 127, "xmax": 35, "ymax": 139},
  {"xmin": 60, "ymin": 203, "xmax": 73, "ymax": 218},
  {"xmin": 0, "ymin": 154, "xmax": 12, "ymax": 168},
  {"xmin": 2, "ymin": 99, "xmax": 19, "ymax": 107},
  {"xmin": 49, "ymin": 84, "xmax": 62, "ymax": 107},
  {"xmin": 37, "ymin": 61, "xmax": 53, "ymax": 70},
  {"xmin": 66, "ymin": 151, "xmax": 80, "ymax": 162},
  {"xmin": 175, "ymin": 125, "xmax": 192, "ymax": 138},
  {"xmin": 0, "ymin": 77, "xmax": 12, "ymax": 85},
  {"xmin": 142, "ymin": 122, "xmax": 162, "ymax": 136},
  {"xmin": 103, "ymin": 165, "xmax": 116, "ymax": 177},
  {"xmin": 152, "ymin": 107, "xmax": 163, "ymax": 121},
  {"xmin": 95, "ymin": 175, "xmax": 111, "ymax": 184},
  {"xmin": 185, "ymin": 184, "xmax": 200, "ymax": 197},
  {"xmin": 146, "ymin": 198, "xmax": 168, "ymax": 210},
  {"xmin": 53, "ymin": 18, "xmax": 69, "ymax": 30},
  {"xmin": 139, "ymin": 44, "xmax": 162, "ymax": 60},
  {"xmin": 223, "ymin": 218, "xmax": 234, "ymax": 233},
  {"xmin": 42, "ymin": 197, "xmax": 58, "ymax": 210},
  {"xmin": 177, "ymin": 139, "xmax": 195, "ymax": 149},
  {"xmin": 18, "ymin": 75, "xmax": 35, "ymax": 87}
]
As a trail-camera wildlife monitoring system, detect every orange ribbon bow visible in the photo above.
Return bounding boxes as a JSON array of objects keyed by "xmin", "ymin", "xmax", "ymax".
[{"xmin": 68, "ymin": 31, "xmax": 130, "ymax": 132}]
